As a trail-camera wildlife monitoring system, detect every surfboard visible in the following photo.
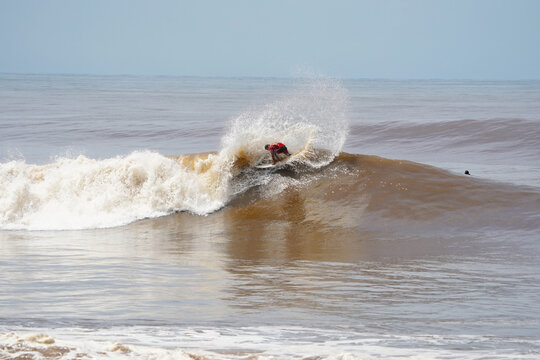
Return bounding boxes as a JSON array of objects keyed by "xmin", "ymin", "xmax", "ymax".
[
  {"xmin": 254, "ymin": 154, "xmax": 293, "ymax": 169},
  {"xmin": 255, "ymin": 163, "xmax": 278, "ymax": 169}
]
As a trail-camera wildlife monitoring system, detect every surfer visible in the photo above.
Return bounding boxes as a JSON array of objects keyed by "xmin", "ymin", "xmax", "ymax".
[{"xmin": 265, "ymin": 142, "xmax": 291, "ymax": 164}]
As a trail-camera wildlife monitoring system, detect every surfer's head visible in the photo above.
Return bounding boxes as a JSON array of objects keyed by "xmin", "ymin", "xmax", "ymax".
[{"xmin": 264, "ymin": 144, "xmax": 270, "ymax": 150}]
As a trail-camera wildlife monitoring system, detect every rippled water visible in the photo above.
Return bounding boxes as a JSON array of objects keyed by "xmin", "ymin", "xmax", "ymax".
[{"xmin": 1, "ymin": 74, "xmax": 539, "ymax": 359}]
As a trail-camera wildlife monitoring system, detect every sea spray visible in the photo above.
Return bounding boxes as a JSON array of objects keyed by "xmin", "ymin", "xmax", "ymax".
[
  {"xmin": 219, "ymin": 77, "xmax": 350, "ymax": 203},
  {"xmin": 221, "ymin": 77, "xmax": 349, "ymax": 168}
]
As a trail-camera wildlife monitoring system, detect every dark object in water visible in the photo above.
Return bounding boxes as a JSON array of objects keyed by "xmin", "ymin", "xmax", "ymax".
[{"xmin": 465, "ymin": 170, "xmax": 470, "ymax": 175}]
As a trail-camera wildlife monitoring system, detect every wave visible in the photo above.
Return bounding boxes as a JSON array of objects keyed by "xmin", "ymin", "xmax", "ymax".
[
  {"xmin": 0, "ymin": 79, "xmax": 350, "ymax": 230},
  {"xmin": 2, "ymin": 77, "xmax": 538, "ymax": 232},
  {"xmin": 225, "ymin": 153, "xmax": 540, "ymax": 237},
  {"xmin": 349, "ymin": 118, "xmax": 540, "ymax": 160},
  {"xmin": 2, "ymin": 147, "xmax": 538, "ymax": 232},
  {"xmin": 0, "ymin": 151, "xmax": 228, "ymax": 230}
]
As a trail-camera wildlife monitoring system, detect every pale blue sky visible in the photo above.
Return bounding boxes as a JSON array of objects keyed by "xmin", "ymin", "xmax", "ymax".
[{"xmin": 1, "ymin": 0, "xmax": 539, "ymax": 79}]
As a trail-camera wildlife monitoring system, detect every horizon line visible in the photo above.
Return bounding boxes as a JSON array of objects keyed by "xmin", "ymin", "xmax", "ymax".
[{"xmin": 1, "ymin": 71, "xmax": 539, "ymax": 83}]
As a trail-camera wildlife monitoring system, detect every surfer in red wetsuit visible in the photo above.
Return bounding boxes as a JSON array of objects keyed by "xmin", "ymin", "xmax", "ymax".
[{"xmin": 265, "ymin": 142, "xmax": 291, "ymax": 164}]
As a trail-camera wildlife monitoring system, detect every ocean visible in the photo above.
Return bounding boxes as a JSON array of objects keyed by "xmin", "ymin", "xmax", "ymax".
[{"xmin": 1, "ymin": 74, "xmax": 539, "ymax": 359}]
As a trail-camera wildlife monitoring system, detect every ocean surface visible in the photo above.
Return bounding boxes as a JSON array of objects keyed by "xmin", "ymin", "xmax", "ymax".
[{"xmin": 1, "ymin": 74, "xmax": 539, "ymax": 359}]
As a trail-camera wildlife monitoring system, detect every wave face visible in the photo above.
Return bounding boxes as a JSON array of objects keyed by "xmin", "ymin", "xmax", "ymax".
[
  {"xmin": 0, "ymin": 79, "xmax": 350, "ymax": 230},
  {"xmin": 223, "ymin": 153, "xmax": 540, "ymax": 243}
]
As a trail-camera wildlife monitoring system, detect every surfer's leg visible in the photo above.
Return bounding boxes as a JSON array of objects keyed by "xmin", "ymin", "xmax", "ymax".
[{"xmin": 271, "ymin": 151, "xmax": 278, "ymax": 164}]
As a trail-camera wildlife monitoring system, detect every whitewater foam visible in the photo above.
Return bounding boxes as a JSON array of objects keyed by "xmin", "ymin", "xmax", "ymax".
[
  {"xmin": 0, "ymin": 151, "xmax": 231, "ymax": 230},
  {"xmin": 3, "ymin": 326, "xmax": 537, "ymax": 360}
]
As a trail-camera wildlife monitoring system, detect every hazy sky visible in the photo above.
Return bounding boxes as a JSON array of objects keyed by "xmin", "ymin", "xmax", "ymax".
[{"xmin": 1, "ymin": 0, "xmax": 539, "ymax": 79}]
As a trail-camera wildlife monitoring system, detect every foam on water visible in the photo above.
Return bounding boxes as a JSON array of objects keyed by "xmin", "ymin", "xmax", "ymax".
[
  {"xmin": 0, "ymin": 78, "xmax": 349, "ymax": 230},
  {"xmin": 2, "ymin": 327, "xmax": 538, "ymax": 360},
  {"xmin": 0, "ymin": 151, "xmax": 231, "ymax": 230}
]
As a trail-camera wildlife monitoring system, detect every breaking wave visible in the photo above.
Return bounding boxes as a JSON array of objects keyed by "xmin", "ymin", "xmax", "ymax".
[
  {"xmin": 3, "ymin": 77, "xmax": 538, "ymax": 232},
  {"xmin": 0, "ymin": 79, "xmax": 349, "ymax": 230}
]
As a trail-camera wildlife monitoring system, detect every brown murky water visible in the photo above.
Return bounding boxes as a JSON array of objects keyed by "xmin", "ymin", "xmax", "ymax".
[{"xmin": 1, "ymin": 75, "xmax": 539, "ymax": 359}]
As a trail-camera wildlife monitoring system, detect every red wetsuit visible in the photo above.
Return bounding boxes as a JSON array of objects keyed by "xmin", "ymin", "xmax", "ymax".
[{"xmin": 269, "ymin": 142, "xmax": 288, "ymax": 153}]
